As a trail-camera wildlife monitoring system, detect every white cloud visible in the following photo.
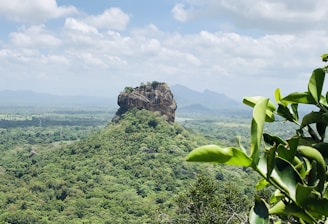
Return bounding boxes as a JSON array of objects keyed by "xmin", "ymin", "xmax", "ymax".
[
  {"xmin": 73, "ymin": 52, "xmax": 108, "ymax": 68},
  {"xmin": 10, "ymin": 25, "xmax": 61, "ymax": 47},
  {"xmin": 140, "ymin": 39, "xmax": 161, "ymax": 55},
  {"xmin": 171, "ymin": 3, "xmax": 188, "ymax": 22},
  {"xmin": 45, "ymin": 55, "xmax": 70, "ymax": 65},
  {"xmin": 0, "ymin": 0, "xmax": 77, "ymax": 23},
  {"xmin": 64, "ymin": 18, "xmax": 98, "ymax": 34},
  {"xmin": 84, "ymin": 8, "xmax": 130, "ymax": 30},
  {"xmin": 0, "ymin": 48, "xmax": 40, "ymax": 63},
  {"xmin": 172, "ymin": 0, "xmax": 328, "ymax": 32}
]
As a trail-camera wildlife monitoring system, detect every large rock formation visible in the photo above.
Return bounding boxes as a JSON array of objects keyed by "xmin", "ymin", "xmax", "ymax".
[{"xmin": 113, "ymin": 82, "xmax": 177, "ymax": 123}]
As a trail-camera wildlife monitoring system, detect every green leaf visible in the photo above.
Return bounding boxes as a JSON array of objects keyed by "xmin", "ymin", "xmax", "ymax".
[
  {"xmin": 292, "ymin": 156, "xmax": 306, "ymax": 178},
  {"xmin": 308, "ymin": 124, "xmax": 321, "ymax": 142},
  {"xmin": 281, "ymin": 92, "xmax": 316, "ymax": 105},
  {"xmin": 297, "ymin": 136, "xmax": 318, "ymax": 147},
  {"xmin": 313, "ymin": 142, "xmax": 328, "ymax": 158},
  {"xmin": 265, "ymin": 146, "xmax": 276, "ymax": 179},
  {"xmin": 291, "ymin": 104, "xmax": 299, "ymax": 121},
  {"xmin": 243, "ymin": 96, "xmax": 275, "ymax": 122},
  {"xmin": 243, "ymin": 96, "xmax": 276, "ymax": 111},
  {"xmin": 276, "ymin": 88, "xmax": 303, "ymax": 119},
  {"xmin": 316, "ymin": 122, "xmax": 326, "ymax": 141},
  {"xmin": 306, "ymin": 198, "xmax": 328, "ymax": 216},
  {"xmin": 256, "ymin": 179, "xmax": 269, "ymax": 190},
  {"xmin": 276, "ymin": 103, "xmax": 299, "ymax": 123},
  {"xmin": 297, "ymin": 146, "xmax": 326, "ymax": 194},
  {"xmin": 277, "ymin": 137, "xmax": 299, "ymax": 163},
  {"xmin": 276, "ymin": 144, "xmax": 294, "ymax": 164},
  {"xmin": 308, "ymin": 160, "xmax": 318, "ymax": 187},
  {"xmin": 186, "ymin": 145, "xmax": 252, "ymax": 166},
  {"xmin": 235, "ymin": 135, "xmax": 247, "ymax": 153},
  {"xmin": 250, "ymin": 98, "xmax": 269, "ymax": 165},
  {"xmin": 298, "ymin": 146, "xmax": 326, "ymax": 174},
  {"xmin": 277, "ymin": 104, "xmax": 296, "ymax": 122},
  {"xmin": 319, "ymin": 95, "xmax": 328, "ymax": 107},
  {"xmin": 300, "ymin": 112, "xmax": 324, "ymax": 129},
  {"xmin": 269, "ymin": 190, "xmax": 285, "ymax": 204},
  {"xmin": 269, "ymin": 201, "xmax": 316, "ymax": 224},
  {"xmin": 321, "ymin": 53, "xmax": 328, "ymax": 62},
  {"xmin": 263, "ymin": 133, "xmax": 287, "ymax": 147},
  {"xmin": 308, "ymin": 68, "xmax": 325, "ymax": 104},
  {"xmin": 257, "ymin": 157, "xmax": 303, "ymax": 202},
  {"xmin": 274, "ymin": 88, "xmax": 282, "ymax": 104},
  {"xmin": 277, "ymin": 137, "xmax": 298, "ymax": 163},
  {"xmin": 295, "ymin": 184, "xmax": 314, "ymax": 206},
  {"xmin": 249, "ymin": 198, "xmax": 269, "ymax": 224}
]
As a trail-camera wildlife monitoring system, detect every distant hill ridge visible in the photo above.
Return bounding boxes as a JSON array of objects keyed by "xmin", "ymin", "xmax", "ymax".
[
  {"xmin": 170, "ymin": 84, "xmax": 242, "ymax": 111},
  {"xmin": 0, "ymin": 90, "xmax": 114, "ymax": 107},
  {"xmin": 0, "ymin": 85, "xmax": 243, "ymax": 113}
]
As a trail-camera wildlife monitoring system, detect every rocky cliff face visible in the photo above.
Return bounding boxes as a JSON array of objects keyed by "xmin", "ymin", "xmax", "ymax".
[{"xmin": 113, "ymin": 82, "xmax": 177, "ymax": 123}]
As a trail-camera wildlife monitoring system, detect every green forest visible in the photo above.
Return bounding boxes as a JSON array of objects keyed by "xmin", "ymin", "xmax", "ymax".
[{"xmin": 0, "ymin": 106, "xmax": 299, "ymax": 223}]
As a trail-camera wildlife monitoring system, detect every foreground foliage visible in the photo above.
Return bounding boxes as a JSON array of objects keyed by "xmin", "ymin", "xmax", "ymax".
[{"xmin": 187, "ymin": 55, "xmax": 328, "ymax": 223}]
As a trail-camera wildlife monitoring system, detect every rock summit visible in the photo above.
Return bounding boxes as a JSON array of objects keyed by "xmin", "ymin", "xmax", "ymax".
[{"xmin": 113, "ymin": 82, "xmax": 177, "ymax": 123}]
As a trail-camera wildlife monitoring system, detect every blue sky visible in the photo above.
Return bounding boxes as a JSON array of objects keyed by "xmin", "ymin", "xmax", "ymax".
[{"xmin": 0, "ymin": 0, "xmax": 327, "ymax": 101}]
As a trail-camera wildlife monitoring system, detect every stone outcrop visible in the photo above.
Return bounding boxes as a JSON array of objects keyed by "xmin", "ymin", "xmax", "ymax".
[{"xmin": 112, "ymin": 82, "xmax": 177, "ymax": 123}]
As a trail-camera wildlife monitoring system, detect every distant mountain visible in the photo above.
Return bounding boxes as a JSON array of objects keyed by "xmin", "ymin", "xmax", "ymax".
[
  {"xmin": 0, "ymin": 90, "xmax": 116, "ymax": 108},
  {"xmin": 170, "ymin": 84, "xmax": 243, "ymax": 113},
  {"xmin": 177, "ymin": 103, "xmax": 214, "ymax": 113},
  {"xmin": 0, "ymin": 85, "xmax": 245, "ymax": 114}
]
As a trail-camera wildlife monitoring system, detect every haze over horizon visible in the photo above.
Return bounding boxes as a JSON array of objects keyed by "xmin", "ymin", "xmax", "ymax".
[{"xmin": 1, "ymin": 1, "xmax": 327, "ymax": 101}]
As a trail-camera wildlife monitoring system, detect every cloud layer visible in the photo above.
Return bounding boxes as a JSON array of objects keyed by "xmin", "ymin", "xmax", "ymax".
[
  {"xmin": 172, "ymin": 0, "xmax": 328, "ymax": 32},
  {"xmin": 0, "ymin": 0, "xmax": 327, "ymax": 100},
  {"xmin": 0, "ymin": 0, "xmax": 77, "ymax": 23}
]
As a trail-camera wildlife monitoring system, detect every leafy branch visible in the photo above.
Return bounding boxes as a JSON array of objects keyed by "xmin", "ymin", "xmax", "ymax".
[{"xmin": 186, "ymin": 54, "xmax": 328, "ymax": 223}]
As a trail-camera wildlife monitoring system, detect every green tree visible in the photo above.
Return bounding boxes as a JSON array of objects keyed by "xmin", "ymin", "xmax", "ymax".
[
  {"xmin": 123, "ymin": 86, "xmax": 134, "ymax": 93},
  {"xmin": 175, "ymin": 175, "xmax": 249, "ymax": 223},
  {"xmin": 186, "ymin": 54, "xmax": 328, "ymax": 223},
  {"xmin": 175, "ymin": 175, "xmax": 223, "ymax": 223}
]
